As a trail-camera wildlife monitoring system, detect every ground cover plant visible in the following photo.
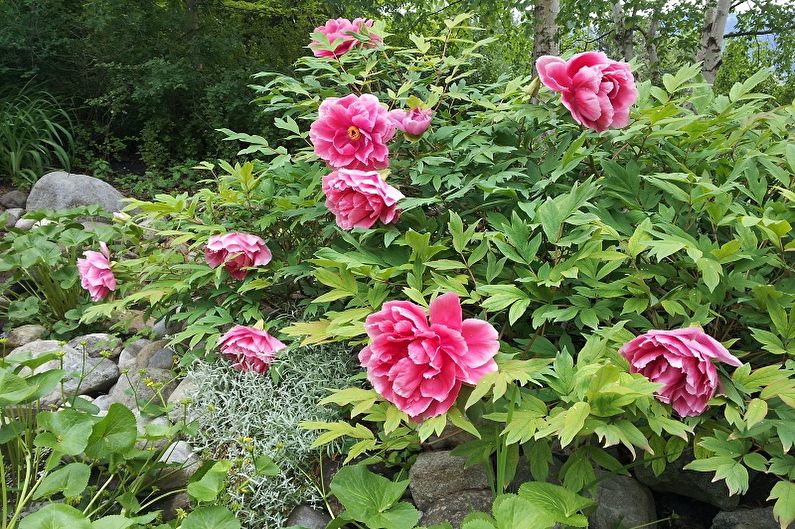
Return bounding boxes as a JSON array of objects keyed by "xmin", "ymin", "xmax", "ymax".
[{"xmin": 2, "ymin": 7, "xmax": 794, "ymax": 529}]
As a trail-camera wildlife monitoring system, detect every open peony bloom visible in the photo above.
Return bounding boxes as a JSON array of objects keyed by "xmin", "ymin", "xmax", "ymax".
[
  {"xmin": 359, "ymin": 293, "xmax": 499, "ymax": 421},
  {"xmin": 205, "ymin": 232, "xmax": 272, "ymax": 280},
  {"xmin": 388, "ymin": 107, "xmax": 433, "ymax": 138},
  {"xmin": 310, "ymin": 94, "xmax": 395, "ymax": 170},
  {"xmin": 219, "ymin": 325, "xmax": 286, "ymax": 374},
  {"xmin": 536, "ymin": 51, "xmax": 638, "ymax": 132},
  {"xmin": 322, "ymin": 169, "xmax": 404, "ymax": 230},
  {"xmin": 77, "ymin": 241, "xmax": 116, "ymax": 302},
  {"xmin": 309, "ymin": 17, "xmax": 380, "ymax": 58},
  {"xmin": 620, "ymin": 327, "xmax": 742, "ymax": 417}
]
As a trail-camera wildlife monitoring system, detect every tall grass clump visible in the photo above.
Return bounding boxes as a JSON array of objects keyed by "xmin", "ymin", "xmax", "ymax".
[{"xmin": 0, "ymin": 89, "xmax": 74, "ymax": 188}]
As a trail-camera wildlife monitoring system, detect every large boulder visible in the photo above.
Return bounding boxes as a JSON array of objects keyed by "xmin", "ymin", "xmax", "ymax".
[
  {"xmin": 635, "ymin": 451, "xmax": 741, "ymax": 510},
  {"xmin": 409, "ymin": 451, "xmax": 491, "ymax": 511},
  {"xmin": 0, "ymin": 190, "xmax": 28, "ymax": 209},
  {"xmin": 26, "ymin": 171, "xmax": 125, "ymax": 212},
  {"xmin": 589, "ymin": 475, "xmax": 656, "ymax": 529},
  {"xmin": 6, "ymin": 324, "xmax": 47, "ymax": 349},
  {"xmin": 710, "ymin": 508, "xmax": 780, "ymax": 529},
  {"xmin": 421, "ymin": 489, "xmax": 493, "ymax": 528},
  {"xmin": 67, "ymin": 333, "xmax": 122, "ymax": 359}
]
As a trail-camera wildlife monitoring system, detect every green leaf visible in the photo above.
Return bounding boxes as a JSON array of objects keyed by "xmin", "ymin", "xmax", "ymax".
[
  {"xmin": 19, "ymin": 504, "xmax": 92, "ymax": 529},
  {"xmin": 33, "ymin": 462, "xmax": 91, "ymax": 500},
  {"xmin": 0, "ymin": 367, "xmax": 36, "ymax": 405},
  {"xmin": 559, "ymin": 402, "xmax": 590, "ymax": 448},
  {"xmin": 744, "ymin": 398, "xmax": 768, "ymax": 429},
  {"xmin": 492, "ymin": 494, "xmax": 555, "ymax": 529},
  {"xmin": 35, "ymin": 410, "xmax": 94, "ymax": 456},
  {"xmin": 696, "ymin": 258, "xmax": 722, "ymax": 292},
  {"xmin": 518, "ymin": 482, "xmax": 594, "ymax": 527},
  {"xmin": 768, "ymin": 480, "xmax": 795, "ymax": 529},
  {"xmin": 188, "ymin": 460, "xmax": 232, "ymax": 502},
  {"xmin": 84, "ymin": 403, "xmax": 137, "ymax": 458},
  {"xmin": 330, "ymin": 465, "xmax": 419, "ymax": 529},
  {"xmin": 254, "ymin": 454, "xmax": 280, "ymax": 476},
  {"xmin": 181, "ymin": 506, "xmax": 241, "ymax": 529}
]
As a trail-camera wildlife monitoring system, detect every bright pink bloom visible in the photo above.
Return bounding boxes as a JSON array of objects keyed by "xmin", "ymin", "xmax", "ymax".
[
  {"xmin": 388, "ymin": 107, "xmax": 433, "ymax": 138},
  {"xmin": 620, "ymin": 327, "xmax": 742, "ymax": 417},
  {"xmin": 219, "ymin": 325, "xmax": 286, "ymax": 374},
  {"xmin": 310, "ymin": 94, "xmax": 395, "ymax": 170},
  {"xmin": 309, "ymin": 18, "xmax": 380, "ymax": 58},
  {"xmin": 536, "ymin": 51, "xmax": 638, "ymax": 132},
  {"xmin": 205, "ymin": 232, "xmax": 272, "ymax": 280},
  {"xmin": 77, "ymin": 242, "xmax": 116, "ymax": 302},
  {"xmin": 359, "ymin": 293, "xmax": 499, "ymax": 421},
  {"xmin": 322, "ymin": 169, "xmax": 404, "ymax": 230}
]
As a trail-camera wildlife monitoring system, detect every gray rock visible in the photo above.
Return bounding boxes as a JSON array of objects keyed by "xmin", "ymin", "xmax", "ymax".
[
  {"xmin": 4, "ymin": 208, "xmax": 24, "ymax": 228},
  {"xmin": 711, "ymin": 508, "xmax": 780, "ymax": 529},
  {"xmin": 135, "ymin": 339, "xmax": 171, "ymax": 368},
  {"xmin": 93, "ymin": 394, "xmax": 113, "ymax": 412},
  {"xmin": 286, "ymin": 504, "xmax": 332, "ymax": 529},
  {"xmin": 635, "ymin": 451, "xmax": 740, "ymax": 510},
  {"xmin": 107, "ymin": 368, "xmax": 178, "ymax": 410},
  {"xmin": 10, "ymin": 340, "xmax": 120, "ymax": 404},
  {"xmin": 589, "ymin": 475, "xmax": 656, "ymax": 529},
  {"xmin": 160, "ymin": 492, "xmax": 191, "ymax": 520},
  {"xmin": 6, "ymin": 324, "xmax": 47, "ymax": 348},
  {"xmin": 421, "ymin": 489, "xmax": 493, "ymax": 528},
  {"xmin": 167, "ymin": 376, "xmax": 198, "ymax": 423},
  {"xmin": 409, "ymin": 451, "xmax": 491, "ymax": 511},
  {"xmin": 67, "ymin": 333, "xmax": 122, "ymax": 359},
  {"xmin": 13, "ymin": 218, "xmax": 36, "ymax": 231},
  {"xmin": 157, "ymin": 441, "xmax": 200, "ymax": 490},
  {"xmin": 26, "ymin": 171, "xmax": 125, "ymax": 212},
  {"xmin": 118, "ymin": 339, "xmax": 152, "ymax": 371},
  {"xmin": 146, "ymin": 348, "xmax": 174, "ymax": 370},
  {"xmin": 426, "ymin": 423, "xmax": 477, "ymax": 450},
  {"xmin": 135, "ymin": 414, "xmax": 171, "ymax": 450},
  {"xmin": 0, "ymin": 190, "xmax": 28, "ymax": 209}
]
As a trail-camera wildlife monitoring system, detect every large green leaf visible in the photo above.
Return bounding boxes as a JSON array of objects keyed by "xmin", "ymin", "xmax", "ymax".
[
  {"xmin": 19, "ymin": 504, "xmax": 92, "ymax": 529},
  {"xmin": 35, "ymin": 410, "xmax": 94, "ymax": 456},
  {"xmin": 518, "ymin": 482, "xmax": 593, "ymax": 527},
  {"xmin": 84, "ymin": 403, "xmax": 137, "ymax": 458},
  {"xmin": 181, "ymin": 506, "xmax": 240, "ymax": 529},
  {"xmin": 33, "ymin": 462, "xmax": 91, "ymax": 499}
]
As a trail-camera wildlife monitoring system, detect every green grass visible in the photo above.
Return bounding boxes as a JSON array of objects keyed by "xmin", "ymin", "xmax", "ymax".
[{"xmin": 0, "ymin": 89, "xmax": 74, "ymax": 188}]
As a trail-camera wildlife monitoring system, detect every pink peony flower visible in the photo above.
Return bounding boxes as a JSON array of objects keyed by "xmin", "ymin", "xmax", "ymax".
[
  {"xmin": 77, "ymin": 241, "xmax": 116, "ymax": 302},
  {"xmin": 322, "ymin": 169, "xmax": 404, "ymax": 230},
  {"xmin": 536, "ymin": 51, "xmax": 638, "ymax": 132},
  {"xmin": 205, "ymin": 232, "xmax": 272, "ymax": 280},
  {"xmin": 219, "ymin": 325, "xmax": 286, "ymax": 374},
  {"xmin": 310, "ymin": 94, "xmax": 395, "ymax": 170},
  {"xmin": 359, "ymin": 293, "xmax": 500, "ymax": 421},
  {"xmin": 388, "ymin": 107, "xmax": 433, "ymax": 138},
  {"xmin": 620, "ymin": 327, "xmax": 743, "ymax": 417},
  {"xmin": 309, "ymin": 18, "xmax": 380, "ymax": 58}
]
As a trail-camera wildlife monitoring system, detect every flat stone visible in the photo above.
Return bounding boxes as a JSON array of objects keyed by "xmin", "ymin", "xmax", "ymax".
[
  {"xmin": 136, "ymin": 339, "xmax": 171, "ymax": 368},
  {"xmin": 421, "ymin": 489, "xmax": 493, "ymax": 528},
  {"xmin": 286, "ymin": 504, "xmax": 332, "ymax": 529},
  {"xmin": 67, "ymin": 333, "xmax": 122, "ymax": 359},
  {"xmin": 0, "ymin": 190, "xmax": 28, "ymax": 209},
  {"xmin": 107, "ymin": 368, "xmax": 178, "ymax": 410},
  {"xmin": 157, "ymin": 441, "xmax": 200, "ymax": 490},
  {"xmin": 635, "ymin": 451, "xmax": 741, "ymax": 510},
  {"xmin": 26, "ymin": 171, "xmax": 125, "ymax": 212},
  {"xmin": 118, "ymin": 338, "xmax": 151, "ymax": 371},
  {"xmin": 4, "ymin": 208, "xmax": 24, "ymax": 227},
  {"xmin": 711, "ymin": 508, "xmax": 779, "ymax": 529},
  {"xmin": 6, "ymin": 324, "xmax": 47, "ymax": 348},
  {"xmin": 167, "ymin": 376, "xmax": 198, "ymax": 423},
  {"xmin": 13, "ymin": 218, "xmax": 36, "ymax": 231},
  {"xmin": 146, "ymin": 348, "xmax": 174, "ymax": 370},
  {"xmin": 589, "ymin": 475, "xmax": 656, "ymax": 529},
  {"xmin": 409, "ymin": 451, "xmax": 490, "ymax": 511},
  {"xmin": 10, "ymin": 340, "xmax": 120, "ymax": 404}
]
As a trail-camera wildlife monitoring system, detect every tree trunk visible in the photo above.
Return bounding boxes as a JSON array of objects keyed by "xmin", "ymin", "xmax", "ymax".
[
  {"xmin": 696, "ymin": 0, "xmax": 731, "ymax": 83},
  {"xmin": 645, "ymin": 8, "xmax": 661, "ymax": 83},
  {"xmin": 532, "ymin": 0, "xmax": 560, "ymax": 64},
  {"xmin": 611, "ymin": 1, "xmax": 635, "ymax": 61}
]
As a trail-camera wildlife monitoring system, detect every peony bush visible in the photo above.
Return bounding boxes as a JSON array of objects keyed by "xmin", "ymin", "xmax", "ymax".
[{"xmin": 70, "ymin": 13, "xmax": 795, "ymax": 528}]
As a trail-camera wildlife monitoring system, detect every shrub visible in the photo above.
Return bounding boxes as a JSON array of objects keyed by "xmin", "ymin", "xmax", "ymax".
[
  {"xmin": 79, "ymin": 14, "xmax": 795, "ymax": 528},
  {"xmin": 186, "ymin": 342, "xmax": 358, "ymax": 528}
]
